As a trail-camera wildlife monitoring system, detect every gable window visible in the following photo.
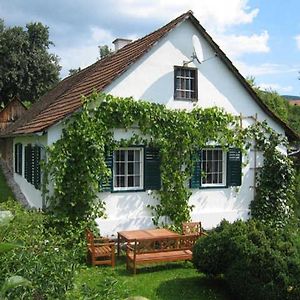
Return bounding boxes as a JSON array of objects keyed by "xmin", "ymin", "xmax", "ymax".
[
  {"xmin": 14, "ymin": 143, "xmax": 23, "ymax": 175},
  {"xmin": 201, "ymin": 148, "xmax": 226, "ymax": 186},
  {"xmin": 113, "ymin": 148, "xmax": 144, "ymax": 191},
  {"xmin": 174, "ymin": 66, "xmax": 198, "ymax": 101}
]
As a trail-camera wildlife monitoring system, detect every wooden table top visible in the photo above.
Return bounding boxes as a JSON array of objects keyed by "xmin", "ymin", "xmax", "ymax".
[{"xmin": 118, "ymin": 228, "xmax": 179, "ymax": 241}]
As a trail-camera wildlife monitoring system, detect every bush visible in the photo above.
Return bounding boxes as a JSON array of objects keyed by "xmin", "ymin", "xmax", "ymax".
[
  {"xmin": 0, "ymin": 200, "xmax": 87, "ymax": 299},
  {"xmin": 193, "ymin": 220, "xmax": 300, "ymax": 300}
]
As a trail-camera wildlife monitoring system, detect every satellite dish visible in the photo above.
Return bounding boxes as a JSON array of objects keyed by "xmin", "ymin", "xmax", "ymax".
[{"xmin": 192, "ymin": 35, "xmax": 204, "ymax": 64}]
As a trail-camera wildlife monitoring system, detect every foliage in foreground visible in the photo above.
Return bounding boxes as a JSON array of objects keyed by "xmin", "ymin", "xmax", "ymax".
[
  {"xmin": 193, "ymin": 220, "xmax": 300, "ymax": 300},
  {"xmin": 0, "ymin": 200, "xmax": 86, "ymax": 299},
  {"xmin": 0, "ymin": 167, "xmax": 14, "ymax": 203},
  {"xmin": 246, "ymin": 121, "xmax": 296, "ymax": 228}
]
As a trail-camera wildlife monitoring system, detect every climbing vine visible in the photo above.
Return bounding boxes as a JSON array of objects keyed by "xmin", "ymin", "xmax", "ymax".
[
  {"xmin": 42, "ymin": 93, "xmax": 296, "ymax": 228},
  {"xmin": 43, "ymin": 93, "xmax": 244, "ymax": 226},
  {"xmin": 246, "ymin": 121, "xmax": 296, "ymax": 228}
]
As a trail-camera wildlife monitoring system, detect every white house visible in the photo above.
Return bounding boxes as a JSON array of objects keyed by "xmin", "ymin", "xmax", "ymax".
[{"xmin": 0, "ymin": 11, "xmax": 297, "ymax": 236}]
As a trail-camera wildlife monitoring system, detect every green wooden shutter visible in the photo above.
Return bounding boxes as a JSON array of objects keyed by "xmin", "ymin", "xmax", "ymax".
[
  {"xmin": 190, "ymin": 150, "xmax": 201, "ymax": 188},
  {"xmin": 24, "ymin": 144, "xmax": 32, "ymax": 183},
  {"xmin": 101, "ymin": 152, "xmax": 113, "ymax": 192},
  {"xmin": 144, "ymin": 148, "xmax": 161, "ymax": 190},
  {"xmin": 227, "ymin": 148, "xmax": 242, "ymax": 186},
  {"xmin": 33, "ymin": 146, "xmax": 41, "ymax": 189}
]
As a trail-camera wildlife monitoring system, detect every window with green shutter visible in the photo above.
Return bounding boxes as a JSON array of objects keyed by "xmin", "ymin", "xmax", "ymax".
[
  {"xmin": 14, "ymin": 143, "xmax": 23, "ymax": 175},
  {"xmin": 190, "ymin": 147, "xmax": 242, "ymax": 188},
  {"xmin": 100, "ymin": 146, "xmax": 161, "ymax": 192}
]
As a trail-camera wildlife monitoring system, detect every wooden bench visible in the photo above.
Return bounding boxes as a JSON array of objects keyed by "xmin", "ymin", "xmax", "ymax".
[{"xmin": 126, "ymin": 234, "xmax": 198, "ymax": 274}]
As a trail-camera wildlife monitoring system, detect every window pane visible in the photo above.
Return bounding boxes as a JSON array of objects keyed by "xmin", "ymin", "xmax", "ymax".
[
  {"xmin": 134, "ymin": 162, "xmax": 140, "ymax": 175},
  {"xmin": 128, "ymin": 162, "xmax": 134, "ymax": 175},
  {"xmin": 134, "ymin": 176, "xmax": 140, "ymax": 186},
  {"xmin": 128, "ymin": 176, "xmax": 134, "ymax": 187},
  {"xmin": 207, "ymin": 150, "xmax": 212, "ymax": 161},
  {"xmin": 128, "ymin": 150, "xmax": 134, "ymax": 161}
]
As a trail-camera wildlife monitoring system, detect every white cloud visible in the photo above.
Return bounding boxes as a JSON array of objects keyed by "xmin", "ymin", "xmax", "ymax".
[
  {"xmin": 91, "ymin": 27, "xmax": 114, "ymax": 43},
  {"xmin": 258, "ymin": 82, "xmax": 293, "ymax": 93},
  {"xmin": 295, "ymin": 35, "xmax": 300, "ymax": 50},
  {"xmin": 215, "ymin": 31, "xmax": 269, "ymax": 58},
  {"xmin": 119, "ymin": 0, "xmax": 259, "ymax": 32},
  {"xmin": 55, "ymin": 26, "xmax": 116, "ymax": 78},
  {"xmin": 235, "ymin": 61, "xmax": 299, "ymax": 77}
]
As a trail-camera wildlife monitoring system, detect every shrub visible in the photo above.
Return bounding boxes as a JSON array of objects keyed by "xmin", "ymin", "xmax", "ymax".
[
  {"xmin": 193, "ymin": 219, "xmax": 300, "ymax": 300},
  {"xmin": 0, "ymin": 200, "xmax": 87, "ymax": 299}
]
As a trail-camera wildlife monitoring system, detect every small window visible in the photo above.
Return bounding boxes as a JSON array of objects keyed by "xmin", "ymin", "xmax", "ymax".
[
  {"xmin": 201, "ymin": 149, "xmax": 226, "ymax": 186},
  {"xmin": 174, "ymin": 66, "xmax": 198, "ymax": 100},
  {"xmin": 113, "ymin": 148, "xmax": 144, "ymax": 191}
]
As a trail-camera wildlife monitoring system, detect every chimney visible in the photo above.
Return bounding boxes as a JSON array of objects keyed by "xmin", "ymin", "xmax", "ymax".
[{"xmin": 112, "ymin": 38, "xmax": 132, "ymax": 51}]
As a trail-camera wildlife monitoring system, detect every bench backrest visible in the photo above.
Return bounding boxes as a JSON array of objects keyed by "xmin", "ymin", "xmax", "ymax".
[
  {"xmin": 182, "ymin": 222, "xmax": 202, "ymax": 235},
  {"xmin": 132, "ymin": 234, "xmax": 198, "ymax": 254}
]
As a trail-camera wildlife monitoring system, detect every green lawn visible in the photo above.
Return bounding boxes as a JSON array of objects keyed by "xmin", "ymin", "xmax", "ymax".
[
  {"xmin": 0, "ymin": 166, "xmax": 14, "ymax": 202},
  {"xmin": 69, "ymin": 258, "xmax": 232, "ymax": 300}
]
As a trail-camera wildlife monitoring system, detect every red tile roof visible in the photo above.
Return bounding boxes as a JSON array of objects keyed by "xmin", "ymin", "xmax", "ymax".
[
  {"xmin": 2, "ymin": 11, "xmax": 191, "ymax": 136},
  {"xmin": 1, "ymin": 10, "xmax": 298, "ymax": 140}
]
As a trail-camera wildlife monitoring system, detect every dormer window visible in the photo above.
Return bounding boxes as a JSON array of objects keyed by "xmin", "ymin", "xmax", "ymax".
[{"xmin": 174, "ymin": 66, "xmax": 198, "ymax": 101}]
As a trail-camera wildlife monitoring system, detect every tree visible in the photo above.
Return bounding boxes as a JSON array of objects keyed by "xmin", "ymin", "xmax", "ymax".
[
  {"xmin": 68, "ymin": 67, "xmax": 81, "ymax": 76},
  {"xmin": 247, "ymin": 77, "xmax": 289, "ymax": 122},
  {"xmin": 98, "ymin": 45, "xmax": 112, "ymax": 59},
  {"xmin": 0, "ymin": 20, "xmax": 61, "ymax": 106}
]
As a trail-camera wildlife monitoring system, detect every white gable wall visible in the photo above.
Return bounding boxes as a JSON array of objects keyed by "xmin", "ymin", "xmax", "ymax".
[{"xmin": 96, "ymin": 19, "xmax": 283, "ymax": 236}]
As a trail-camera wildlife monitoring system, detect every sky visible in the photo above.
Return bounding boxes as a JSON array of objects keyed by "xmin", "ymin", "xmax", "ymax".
[{"xmin": 1, "ymin": 0, "xmax": 300, "ymax": 96}]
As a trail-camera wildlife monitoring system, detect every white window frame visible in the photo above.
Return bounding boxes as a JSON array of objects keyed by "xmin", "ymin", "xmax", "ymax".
[
  {"xmin": 201, "ymin": 148, "xmax": 227, "ymax": 187},
  {"xmin": 113, "ymin": 147, "xmax": 144, "ymax": 191}
]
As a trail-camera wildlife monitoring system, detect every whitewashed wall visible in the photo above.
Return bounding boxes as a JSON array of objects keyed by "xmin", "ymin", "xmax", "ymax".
[
  {"xmin": 13, "ymin": 18, "xmax": 287, "ymax": 236},
  {"xmin": 13, "ymin": 134, "xmax": 47, "ymax": 209}
]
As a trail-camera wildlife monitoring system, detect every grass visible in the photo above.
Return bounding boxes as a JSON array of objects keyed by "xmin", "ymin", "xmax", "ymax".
[
  {"xmin": 0, "ymin": 166, "xmax": 14, "ymax": 202},
  {"xmin": 69, "ymin": 257, "xmax": 232, "ymax": 300}
]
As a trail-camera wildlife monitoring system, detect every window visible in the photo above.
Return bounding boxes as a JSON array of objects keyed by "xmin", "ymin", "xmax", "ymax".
[
  {"xmin": 14, "ymin": 143, "xmax": 23, "ymax": 175},
  {"xmin": 201, "ymin": 149, "xmax": 226, "ymax": 186},
  {"xmin": 113, "ymin": 148, "xmax": 144, "ymax": 191},
  {"xmin": 174, "ymin": 66, "xmax": 197, "ymax": 100},
  {"xmin": 102, "ymin": 147, "xmax": 161, "ymax": 192},
  {"xmin": 190, "ymin": 148, "xmax": 242, "ymax": 189}
]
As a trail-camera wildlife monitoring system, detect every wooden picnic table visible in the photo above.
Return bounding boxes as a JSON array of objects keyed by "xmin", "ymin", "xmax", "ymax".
[{"xmin": 117, "ymin": 228, "xmax": 180, "ymax": 256}]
